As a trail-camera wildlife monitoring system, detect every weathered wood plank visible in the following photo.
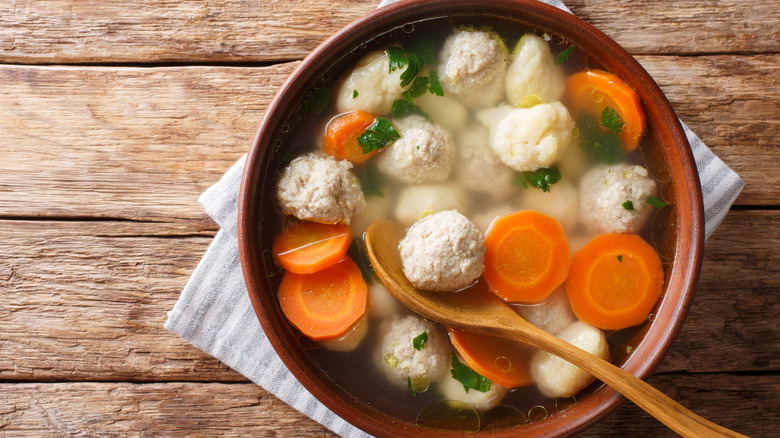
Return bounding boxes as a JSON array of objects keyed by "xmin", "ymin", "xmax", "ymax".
[
  {"xmin": 0, "ymin": 0, "xmax": 776, "ymax": 64},
  {"xmin": 0, "ymin": 56, "xmax": 776, "ymax": 224},
  {"xmin": 0, "ymin": 210, "xmax": 776, "ymax": 381},
  {"xmin": 0, "ymin": 63, "xmax": 297, "ymax": 222},
  {"xmin": 0, "ymin": 376, "xmax": 775, "ymax": 436}
]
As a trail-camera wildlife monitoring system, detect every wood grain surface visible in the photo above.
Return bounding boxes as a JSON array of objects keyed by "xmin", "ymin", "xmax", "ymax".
[{"xmin": 1, "ymin": 0, "xmax": 777, "ymax": 436}]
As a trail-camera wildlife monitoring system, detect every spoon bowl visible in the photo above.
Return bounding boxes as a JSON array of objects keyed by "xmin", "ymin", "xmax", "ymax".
[{"xmin": 364, "ymin": 219, "xmax": 746, "ymax": 438}]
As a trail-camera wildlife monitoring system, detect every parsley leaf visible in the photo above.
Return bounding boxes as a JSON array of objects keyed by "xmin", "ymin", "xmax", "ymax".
[
  {"xmin": 352, "ymin": 90, "xmax": 358, "ymax": 98},
  {"xmin": 402, "ymin": 75, "xmax": 430, "ymax": 101},
  {"xmin": 391, "ymin": 99, "xmax": 431, "ymax": 121},
  {"xmin": 428, "ymin": 71, "xmax": 444, "ymax": 96},
  {"xmin": 450, "ymin": 352, "xmax": 491, "ymax": 393},
  {"xmin": 387, "ymin": 47, "xmax": 409, "ymax": 73},
  {"xmin": 410, "ymin": 38, "xmax": 436, "ymax": 65},
  {"xmin": 617, "ymin": 255, "xmax": 623, "ymax": 262},
  {"xmin": 413, "ymin": 332, "xmax": 428, "ymax": 351},
  {"xmin": 357, "ymin": 118, "xmax": 400, "ymax": 154},
  {"xmin": 646, "ymin": 195, "xmax": 669, "ymax": 209},
  {"xmin": 576, "ymin": 113, "xmax": 626, "ymax": 164},
  {"xmin": 513, "ymin": 167, "xmax": 562, "ymax": 192},
  {"xmin": 555, "ymin": 46, "xmax": 574, "ymax": 65},
  {"xmin": 407, "ymin": 377, "xmax": 417, "ymax": 397},
  {"xmin": 601, "ymin": 107, "xmax": 625, "ymax": 133},
  {"xmin": 387, "ymin": 38, "xmax": 437, "ymax": 88},
  {"xmin": 622, "ymin": 200, "xmax": 634, "ymax": 210},
  {"xmin": 301, "ymin": 87, "xmax": 330, "ymax": 114}
]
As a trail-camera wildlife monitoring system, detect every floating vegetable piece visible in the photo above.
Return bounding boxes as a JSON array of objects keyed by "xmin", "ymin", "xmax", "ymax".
[
  {"xmin": 449, "ymin": 329, "xmax": 533, "ymax": 388},
  {"xmin": 566, "ymin": 234, "xmax": 664, "ymax": 330},
  {"xmin": 323, "ymin": 110, "xmax": 380, "ymax": 163},
  {"xmin": 273, "ymin": 220, "xmax": 352, "ymax": 274}
]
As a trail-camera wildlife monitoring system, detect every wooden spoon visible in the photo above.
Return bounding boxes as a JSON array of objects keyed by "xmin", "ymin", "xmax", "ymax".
[{"xmin": 364, "ymin": 219, "xmax": 746, "ymax": 438}]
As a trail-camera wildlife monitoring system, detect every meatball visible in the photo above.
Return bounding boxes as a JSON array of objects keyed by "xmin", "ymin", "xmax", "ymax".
[
  {"xmin": 394, "ymin": 183, "xmax": 470, "ymax": 227},
  {"xmin": 530, "ymin": 321, "xmax": 609, "ymax": 398},
  {"xmin": 489, "ymin": 102, "xmax": 573, "ymax": 172},
  {"xmin": 377, "ymin": 116, "xmax": 455, "ymax": 184},
  {"xmin": 455, "ymin": 124, "xmax": 515, "ymax": 200},
  {"xmin": 438, "ymin": 31, "xmax": 508, "ymax": 108},
  {"xmin": 376, "ymin": 315, "xmax": 450, "ymax": 388},
  {"xmin": 276, "ymin": 153, "xmax": 366, "ymax": 224},
  {"xmin": 335, "ymin": 50, "xmax": 410, "ymax": 116},
  {"xmin": 438, "ymin": 365, "xmax": 509, "ymax": 411},
  {"xmin": 579, "ymin": 163, "xmax": 658, "ymax": 234},
  {"xmin": 512, "ymin": 286, "xmax": 576, "ymax": 335},
  {"xmin": 517, "ymin": 179, "xmax": 579, "ymax": 233},
  {"xmin": 505, "ymin": 34, "xmax": 565, "ymax": 107},
  {"xmin": 399, "ymin": 210, "xmax": 485, "ymax": 292}
]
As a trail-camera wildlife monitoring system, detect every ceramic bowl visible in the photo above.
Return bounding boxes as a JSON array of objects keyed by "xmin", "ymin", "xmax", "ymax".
[{"xmin": 238, "ymin": 0, "xmax": 704, "ymax": 436}]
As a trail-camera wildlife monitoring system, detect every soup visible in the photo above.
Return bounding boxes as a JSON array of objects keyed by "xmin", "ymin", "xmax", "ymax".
[{"xmin": 261, "ymin": 15, "xmax": 672, "ymax": 433}]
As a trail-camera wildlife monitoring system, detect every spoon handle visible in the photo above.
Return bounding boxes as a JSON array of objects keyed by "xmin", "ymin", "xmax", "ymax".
[{"xmin": 502, "ymin": 322, "xmax": 748, "ymax": 438}]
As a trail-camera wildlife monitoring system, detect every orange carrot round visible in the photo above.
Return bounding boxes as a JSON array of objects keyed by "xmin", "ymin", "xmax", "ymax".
[
  {"xmin": 566, "ymin": 233, "xmax": 664, "ymax": 331},
  {"xmin": 278, "ymin": 257, "xmax": 368, "ymax": 340},
  {"xmin": 449, "ymin": 329, "xmax": 532, "ymax": 389},
  {"xmin": 565, "ymin": 70, "xmax": 646, "ymax": 152},
  {"xmin": 323, "ymin": 110, "xmax": 378, "ymax": 163},
  {"xmin": 483, "ymin": 210, "xmax": 570, "ymax": 303},
  {"xmin": 272, "ymin": 220, "xmax": 352, "ymax": 274}
]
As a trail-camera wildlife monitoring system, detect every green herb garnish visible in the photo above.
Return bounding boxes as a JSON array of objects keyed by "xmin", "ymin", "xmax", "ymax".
[
  {"xmin": 646, "ymin": 195, "xmax": 669, "ymax": 209},
  {"xmin": 357, "ymin": 117, "xmax": 400, "ymax": 154},
  {"xmin": 576, "ymin": 112, "xmax": 626, "ymax": 164},
  {"xmin": 617, "ymin": 255, "xmax": 623, "ymax": 263},
  {"xmin": 555, "ymin": 46, "xmax": 574, "ymax": 65},
  {"xmin": 601, "ymin": 107, "xmax": 625, "ymax": 133},
  {"xmin": 391, "ymin": 99, "xmax": 431, "ymax": 121},
  {"xmin": 428, "ymin": 71, "xmax": 444, "ymax": 96},
  {"xmin": 301, "ymin": 87, "xmax": 330, "ymax": 114},
  {"xmin": 413, "ymin": 332, "xmax": 428, "ymax": 351},
  {"xmin": 352, "ymin": 89, "xmax": 358, "ymax": 98},
  {"xmin": 387, "ymin": 38, "xmax": 436, "ymax": 87},
  {"xmin": 407, "ymin": 377, "xmax": 417, "ymax": 397},
  {"xmin": 622, "ymin": 200, "xmax": 634, "ymax": 210},
  {"xmin": 450, "ymin": 352, "xmax": 491, "ymax": 393},
  {"xmin": 402, "ymin": 75, "xmax": 431, "ymax": 101},
  {"xmin": 513, "ymin": 167, "xmax": 562, "ymax": 192},
  {"xmin": 355, "ymin": 163, "xmax": 385, "ymax": 197}
]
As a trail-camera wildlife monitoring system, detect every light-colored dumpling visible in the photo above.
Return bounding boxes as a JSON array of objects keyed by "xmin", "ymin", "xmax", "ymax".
[
  {"xmin": 438, "ymin": 31, "xmax": 508, "ymax": 108},
  {"xmin": 505, "ymin": 34, "xmax": 565, "ymax": 107},
  {"xmin": 579, "ymin": 163, "xmax": 658, "ymax": 234},
  {"xmin": 455, "ymin": 124, "xmax": 515, "ymax": 201},
  {"xmin": 394, "ymin": 183, "xmax": 470, "ymax": 226},
  {"xmin": 414, "ymin": 92, "xmax": 469, "ymax": 133},
  {"xmin": 438, "ymin": 365, "xmax": 509, "ymax": 411},
  {"xmin": 489, "ymin": 102, "xmax": 573, "ymax": 172},
  {"xmin": 276, "ymin": 153, "xmax": 365, "ymax": 224},
  {"xmin": 336, "ymin": 50, "xmax": 410, "ymax": 116},
  {"xmin": 320, "ymin": 317, "xmax": 368, "ymax": 352},
  {"xmin": 367, "ymin": 282, "xmax": 400, "ymax": 320},
  {"xmin": 512, "ymin": 287, "xmax": 576, "ymax": 335},
  {"xmin": 517, "ymin": 179, "xmax": 579, "ymax": 233},
  {"xmin": 530, "ymin": 321, "xmax": 609, "ymax": 398},
  {"xmin": 399, "ymin": 210, "xmax": 485, "ymax": 292},
  {"xmin": 471, "ymin": 204, "xmax": 514, "ymax": 235},
  {"xmin": 376, "ymin": 315, "xmax": 450, "ymax": 388},
  {"xmin": 377, "ymin": 116, "xmax": 455, "ymax": 184},
  {"xmin": 557, "ymin": 135, "xmax": 589, "ymax": 182}
]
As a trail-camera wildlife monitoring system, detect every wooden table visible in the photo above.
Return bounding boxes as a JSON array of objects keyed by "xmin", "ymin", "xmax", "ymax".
[{"xmin": 1, "ymin": 0, "xmax": 777, "ymax": 436}]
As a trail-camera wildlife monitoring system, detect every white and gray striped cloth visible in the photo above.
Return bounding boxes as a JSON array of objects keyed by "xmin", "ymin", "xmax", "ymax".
[{"xmin": 165, "ymin": 1, "xmax": 743, "ymax": 436}]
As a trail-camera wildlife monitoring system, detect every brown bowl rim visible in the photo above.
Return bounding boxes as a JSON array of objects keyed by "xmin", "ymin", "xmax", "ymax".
[{"xmin": 238, "ymin": 0, "xmax": 705, "ymax": 436}]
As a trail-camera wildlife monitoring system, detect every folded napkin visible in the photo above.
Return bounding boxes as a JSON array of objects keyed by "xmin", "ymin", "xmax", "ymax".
[{"xmin": 165, "ymin": 1, "xmax": 744, "ymax": 436}]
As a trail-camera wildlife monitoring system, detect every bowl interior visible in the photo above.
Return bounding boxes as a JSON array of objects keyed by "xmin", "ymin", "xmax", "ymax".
[{"xmin": 238, "ymin": 0, "xmax": 704, "ymax": 436}]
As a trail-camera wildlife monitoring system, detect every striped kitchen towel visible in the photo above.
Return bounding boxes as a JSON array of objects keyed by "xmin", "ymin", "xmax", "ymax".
[{"xmin": 166, "ymin": 1, "xmax": 743, "ymax": 437}]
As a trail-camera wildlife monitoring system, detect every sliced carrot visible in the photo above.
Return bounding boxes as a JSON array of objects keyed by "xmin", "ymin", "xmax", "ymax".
[
  {"xmin": 323, "ymin": 110, "xmax": 378, "ymax": 163},
  {"xmin": 483, "ymin": 210, "xmax": 570, "ymax": 303},
  {"xmin": 565, "ymin": 69, "xmax": 646, "ymax": 152},
  {"xmin": 449, "ymin": 328, "xmax": 533, "ymax": 389},
  {"xmin": 272, "ymin": 220, "xmax": 352, "ymax": 274},
  {"xmin": 278, "ymin": 257, "xmax": 368, "ymax": 340},
  {"xmin": 566, "ymin": 234, "xmax": 664, "ymax": 331}
]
